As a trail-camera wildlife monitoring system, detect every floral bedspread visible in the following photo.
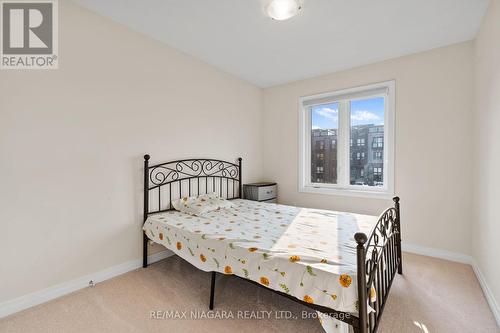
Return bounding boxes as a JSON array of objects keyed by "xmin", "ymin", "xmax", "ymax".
[{"xmin": 143, "ymin": 199, "xmax": 378, "ymax": 333}]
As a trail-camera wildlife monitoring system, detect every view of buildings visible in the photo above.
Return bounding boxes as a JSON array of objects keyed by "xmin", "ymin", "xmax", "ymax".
[{"xmin": 311, "ymin": 124, "xmax": 384, "ymax": 186}]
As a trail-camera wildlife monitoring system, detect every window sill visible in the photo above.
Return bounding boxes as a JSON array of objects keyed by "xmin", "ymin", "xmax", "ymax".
[{"xmin": 299, "ymin": 185, "xmax": 393, "ymax": 200}]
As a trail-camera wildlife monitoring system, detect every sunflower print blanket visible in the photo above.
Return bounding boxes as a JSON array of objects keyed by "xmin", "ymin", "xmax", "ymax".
[{"xmin": 143, "ymin": 199, "xmax": 378, "ymax": 333}]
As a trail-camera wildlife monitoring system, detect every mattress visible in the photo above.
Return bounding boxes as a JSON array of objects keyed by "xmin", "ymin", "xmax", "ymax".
[{"xmin": 143, "ymin": 199, "xmax": 378, "ymax": 316}]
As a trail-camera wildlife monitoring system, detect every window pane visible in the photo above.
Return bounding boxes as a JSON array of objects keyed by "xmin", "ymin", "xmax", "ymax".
[
  {"xmin": 350, "ymin": 97, "xmax": 384, "ymax": 187},
  {"xmin": 311, "ymin": 102, "xmax": 338, "ymax": 184}
]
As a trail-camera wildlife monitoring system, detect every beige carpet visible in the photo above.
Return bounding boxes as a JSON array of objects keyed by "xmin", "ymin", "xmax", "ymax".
[{"xmin": 1, "ymin": 253, "xmax": 498, "ymax": 333}]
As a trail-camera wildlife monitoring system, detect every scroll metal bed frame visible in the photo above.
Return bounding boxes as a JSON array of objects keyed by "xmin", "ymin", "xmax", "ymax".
[{"xmin": 142, "ymin": 155, "xmax": 402, "ymax": 333}]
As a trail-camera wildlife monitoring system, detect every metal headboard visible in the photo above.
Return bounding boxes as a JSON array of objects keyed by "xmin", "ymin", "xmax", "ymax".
[{"xmin": 142, "ymin": 155, "xmax": 242, "ymax": 217}]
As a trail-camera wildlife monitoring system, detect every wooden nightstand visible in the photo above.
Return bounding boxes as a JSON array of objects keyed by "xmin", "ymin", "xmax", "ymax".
[{"xmin": 243, "ymin": 182, "xmax": 277, "ymax": 203}]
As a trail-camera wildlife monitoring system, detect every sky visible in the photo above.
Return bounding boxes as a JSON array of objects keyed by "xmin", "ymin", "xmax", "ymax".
[{"xmin": 311, "ymin": 96, "xmax": 384, "ymax": 129}]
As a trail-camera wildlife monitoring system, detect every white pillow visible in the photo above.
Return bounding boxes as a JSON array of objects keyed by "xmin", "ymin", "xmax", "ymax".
[{"xmin": 171, "ymin": 192, "xmax": 233, "ymax": 216}]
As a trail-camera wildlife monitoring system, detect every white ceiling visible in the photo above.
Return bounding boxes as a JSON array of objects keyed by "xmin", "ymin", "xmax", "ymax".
[{"xmin": 72, "ymin": 0, "xmax": 489, "ymax": 87}]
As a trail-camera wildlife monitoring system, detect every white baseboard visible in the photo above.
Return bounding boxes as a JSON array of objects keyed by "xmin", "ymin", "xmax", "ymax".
[
  {"xmin": 402, "ymin": 243, "xmax": 499, "ymax": 328},
  {"xmin": 0, "ymin": 250, "xmax": 173, "ymax": 319},
  {"xmin": 402, "ymin": 243, "xmax": 473, "ymax": 264},
  {"xmin": 471, "ymin": 260, "xmax": 500, "ymax": 328}
]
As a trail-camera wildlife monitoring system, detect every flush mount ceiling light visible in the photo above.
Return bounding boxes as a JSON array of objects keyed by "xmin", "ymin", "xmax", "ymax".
[{"xmin": 266, "ymin": 0, "xmax": 301, "ymax": 21}]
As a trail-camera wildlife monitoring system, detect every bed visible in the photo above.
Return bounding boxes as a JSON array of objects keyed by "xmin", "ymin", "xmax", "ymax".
[{"xmin": 141, "ymin": 155, "xmax": 402, "ymax": 333}]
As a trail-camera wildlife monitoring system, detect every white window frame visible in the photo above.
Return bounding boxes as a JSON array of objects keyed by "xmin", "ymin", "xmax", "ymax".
[{"xmin": 298, "ymin": 80, "xmax": 395, "ymax": 199}]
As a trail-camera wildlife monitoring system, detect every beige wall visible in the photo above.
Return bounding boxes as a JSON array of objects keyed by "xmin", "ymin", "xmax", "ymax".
[
  {"xmin": 263, "ymin": 42, "xmax": 474, "ymax": 255},
  {"xmin": 0, "ymin": 2, "xmax": 263, "ymax": 302},
  {"xmin": 473, "ymin": 0, "xmax": 500, "ymax": 317}
]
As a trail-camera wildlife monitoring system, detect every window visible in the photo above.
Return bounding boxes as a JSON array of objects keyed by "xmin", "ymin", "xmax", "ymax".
[
  {"xmin": 355, "ymin": 152, "xmax": 365, "ymax": 160},
  {"xmin": 373, "ymin": 137, "xmax": 383, "ymax": 148},
  {"xmin": 309, "ymin": 102, "xmax": 339, "ymax": 184},
  {"xmin": 299, "ymin": 81, "xmax": 395, "ymax": 198}
]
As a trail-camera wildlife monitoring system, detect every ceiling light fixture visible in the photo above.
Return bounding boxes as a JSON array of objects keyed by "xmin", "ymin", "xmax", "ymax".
[{"xmin": 266, "ymin": 0, "xmax": 301, "ymax": 21}]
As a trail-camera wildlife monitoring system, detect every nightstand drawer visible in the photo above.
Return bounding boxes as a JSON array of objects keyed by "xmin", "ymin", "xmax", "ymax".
[
  {"xmin": 258, "ymin": 185, "xmax": 277, "ymax": 201},
  {"xmin": 243, "ymin": 182, "xmax": 277, "ymax": 202}
]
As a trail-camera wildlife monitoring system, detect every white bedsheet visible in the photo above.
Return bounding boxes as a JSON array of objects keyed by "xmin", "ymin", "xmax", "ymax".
[{"xmin": 143, "ymin": 199, "xmax": 378, "ymax": 332}]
